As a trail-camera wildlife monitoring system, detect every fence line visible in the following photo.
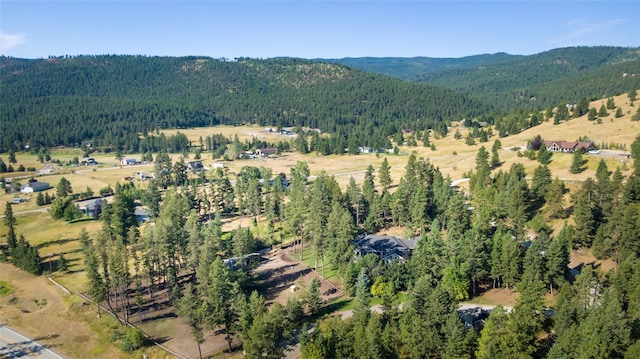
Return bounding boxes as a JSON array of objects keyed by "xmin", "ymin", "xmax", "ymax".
[{"xmin": 47, "ymin": 276, "xmax": 187, "ymax": 359}]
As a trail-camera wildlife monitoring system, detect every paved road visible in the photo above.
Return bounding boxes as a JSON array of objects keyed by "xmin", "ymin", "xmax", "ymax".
[{"xmin": 0, "ymin": 324, "xmax": 65, "ymax": 359}]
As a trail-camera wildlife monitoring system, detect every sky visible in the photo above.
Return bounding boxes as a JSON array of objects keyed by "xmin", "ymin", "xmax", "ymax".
[{"xmin": 1, "ymin": 1, "xmax": 639, "ymax": 59}]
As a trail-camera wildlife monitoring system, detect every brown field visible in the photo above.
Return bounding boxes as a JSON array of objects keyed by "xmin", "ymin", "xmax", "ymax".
[{"xmin": 0, "ymin": 91, "xmax": 638, "ymax": 358}]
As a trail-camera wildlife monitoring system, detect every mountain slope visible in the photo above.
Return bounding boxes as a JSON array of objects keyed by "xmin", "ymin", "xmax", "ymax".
[
  {"xmin": 325, "ymin": 47, "xmax": 640, "ymax": 110},
  {"xmin": 0, "ymin": 56, "xmax": 490, "ymax": 151},
  {"xmin": 320, "ymin": 53, "xmax": 514, "ymax": 80}
]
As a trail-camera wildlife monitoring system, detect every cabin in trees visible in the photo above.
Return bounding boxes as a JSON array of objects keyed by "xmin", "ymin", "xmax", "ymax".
[
  {"xmin": 543, "ymin": 140, "xmax": 596, "ymax": 153},
  {"xmin": 187, "ymin": 160, "xmax": 204, "ymax": 173},
  {"xmin": 358, "ymin": 146, "xmax": 375, "ymax": 154},
  {"xmin": 354, "ymin": 234, "xmax": 418, "ymax": 264},
  {"xmin": 20, "ymin": 181, "xmax": 50, "ymax": 193}
]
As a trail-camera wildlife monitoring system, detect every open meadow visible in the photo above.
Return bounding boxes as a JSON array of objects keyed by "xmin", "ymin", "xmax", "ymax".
[{"xmin": 1, "ymin": 92, "xmax": 638, "ymax": 358}]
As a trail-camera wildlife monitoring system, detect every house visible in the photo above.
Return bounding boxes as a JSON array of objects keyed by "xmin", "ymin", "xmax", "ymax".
[
  {"xmin": 135, "ymin": 207, "xmax": 150, "ymax": 222},
  {"xmin": 543, "ymin": 140, "xmax": 596, "ymax": 153},
  {"xmin": 255, "ymin": 148, "xmax": 276, "ymax": 157},
  {"xmin": 81, "ymin": 198, "xmax": 104, "ymax": 218},
  {"xmin": 354, "ymin": 234, "xmax": 418, "ymax": 264},
  {"xmin": 121, "ymin": 158, "xmax": 139, "ymax": 166},
  {"xmin": 12, "ymin": 198, "xmax": 28, "ymax": 204},
  {"xmin": 187, "ymin": 160, "xmax": 205, "ymax": 173},
  {"xmin": 20, "ymin": 181, "xmax": 51, "ymax": 193},
  {"xmin": 82, "ymin": 157, "xmax": 97, "ymax": 165},
  {"xmin": 358, "ymin": 146, "xmax": 374, "ymax": 154},
  {"xmin": 458, "ymin": 307, "xmax": 490, "ymax": 330},
  {"xmin": 212, "ymin": 162, "xmax": 228, "ymax": 169}
]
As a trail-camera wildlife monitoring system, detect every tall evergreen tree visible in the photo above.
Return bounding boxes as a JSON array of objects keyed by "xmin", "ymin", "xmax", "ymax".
[
  {"xmin": 4, "ymin": 202, "xmax": 17, "ymax": 249},
  {"xmin": 379, "ymin": 157, "xmax": 392, "ymax": 191}
]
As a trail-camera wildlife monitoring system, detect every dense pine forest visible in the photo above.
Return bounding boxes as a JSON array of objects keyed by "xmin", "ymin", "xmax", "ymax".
[
  {"xmin": 0, "ymin": 55, "xmax": 488, "ymax": 152},
  {"xmin": 3, "ymin": 46, "xmax": 639, "ymax": 154},
  {"xmin": 331, "ymin": 46, "xmax": 640, "ymax": 110}
]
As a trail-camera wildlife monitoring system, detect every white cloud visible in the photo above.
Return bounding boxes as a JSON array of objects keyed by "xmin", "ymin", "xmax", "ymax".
[
  {"xmin": 552, "ymin": 18, "xmax": 627, "ymax": 46},
  {"xmin": 0, "ymin": 31, "xmax": 27, "ymax": 54}
]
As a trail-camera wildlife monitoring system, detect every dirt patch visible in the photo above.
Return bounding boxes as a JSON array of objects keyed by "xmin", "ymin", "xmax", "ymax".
[
  {"xmin": 570, "ymin": 248, "xmax": 617, "ymax": 273},
  {"xmin": 253, "ymin": 251, "xmax": 344, "ymax": 308}
]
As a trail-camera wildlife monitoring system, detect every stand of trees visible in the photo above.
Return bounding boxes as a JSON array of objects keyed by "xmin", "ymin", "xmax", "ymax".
[{"xmin": 5, "ymin": 132, "xmax": 638, "ymax": 357}]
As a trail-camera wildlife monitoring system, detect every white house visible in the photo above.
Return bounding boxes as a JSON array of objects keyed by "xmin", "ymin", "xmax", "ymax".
[{"xmin": 121, "ymin": 158, "xmax": 139, "ymax": 166}]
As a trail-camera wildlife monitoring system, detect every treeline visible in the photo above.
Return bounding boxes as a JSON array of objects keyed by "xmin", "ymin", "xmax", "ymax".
[
  {"xmin": 2, "ymin": 202, "xmax": 42, "ymax": 274},
  {"xmin": 0, "ymin": 55, "xmax": 490, "ymax": 152}
]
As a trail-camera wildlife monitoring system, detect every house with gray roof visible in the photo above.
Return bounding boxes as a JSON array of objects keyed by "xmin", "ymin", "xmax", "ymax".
[{"xmin": 354, "ymin": 234, "xmax": 418, "ymax": 264}]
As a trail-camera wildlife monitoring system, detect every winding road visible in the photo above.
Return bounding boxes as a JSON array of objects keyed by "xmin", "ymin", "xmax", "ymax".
[{"xmin": 0, "ymin": 324, "xmax": 66, "ymax": 359}]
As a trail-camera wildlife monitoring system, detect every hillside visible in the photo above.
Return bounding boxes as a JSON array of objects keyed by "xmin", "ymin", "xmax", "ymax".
[
  {"xmin": 320, "ymin": 52, "xmax": 514, "ymax": 80},
  {"xmin": 327, "ymin": 46, "xmax": 640, "ymax": 110},
  {"xmin": 0, "ymin": 56, "xmax": 490, "ymax": 151}
]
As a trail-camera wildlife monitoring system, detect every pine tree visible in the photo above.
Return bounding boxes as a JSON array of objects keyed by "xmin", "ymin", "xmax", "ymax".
[
  {"xmin": 545, "ymin": 234, "xmax": 570, "ymax": 294},
  {"xmin": 537, "ymin": 143, "xmax": 552, "ymax": 164},
  {"xmin": 56, "ymin": 177, "xmax": 73, "ymax": 198},
  {"xmin": 531, "ymin": 165, "xmax": 552, "ymax": 203},
  {"xmin": 378, "ymin": 157, "xmax": 392, "ymax": 191},
  {"xmin": 573, "ymin": 187, "xmax": 596, "ymax": 248},
  {"xmin": 4, "ymin": 202, "xmax": 17, "ymax": 249},
  {"xmin": 569, "ymin": 150, "xmax": 584, "ymax": 174},
  {"xmin": 598, "ymin": 104, "xmax": 608, "ymax": 117},
  {"xmin": 544, "ymin": 178, "xmax": 565, "ymax": 220}
]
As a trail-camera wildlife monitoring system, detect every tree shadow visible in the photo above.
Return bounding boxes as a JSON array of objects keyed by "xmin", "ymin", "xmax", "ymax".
[{"xmin": 36, "ymin": 237, "xmax": 77, "ymax": 249}]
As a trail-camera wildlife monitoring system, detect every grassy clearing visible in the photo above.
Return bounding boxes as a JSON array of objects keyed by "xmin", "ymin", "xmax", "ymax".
[
  {"xmin": 0, "ymin": 280, "xmax": 15, "ymax": 297},
  {"xmin": 291, "ymin": 246, "xmax": 341, "ymax": 283}
]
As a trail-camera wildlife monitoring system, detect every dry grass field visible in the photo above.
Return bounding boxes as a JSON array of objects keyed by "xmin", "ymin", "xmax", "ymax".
[{"xmin": 0, "ymin": 91, "xmax": 638, "ymax": 358}]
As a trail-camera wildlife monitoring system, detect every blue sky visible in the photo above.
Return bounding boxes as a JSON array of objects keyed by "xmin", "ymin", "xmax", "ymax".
[{"xmin": 1, "ymin": 1, "xmax": 638, "ymax": 59}]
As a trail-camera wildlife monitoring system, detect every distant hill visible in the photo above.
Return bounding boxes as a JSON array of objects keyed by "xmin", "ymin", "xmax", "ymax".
[
  {"xmin": 320, "ymin": 53, "xmax": 514, "ymax": 80},
  {"xmin": 0, "ymin": 56, "xmax": 490, "ymax": 151},
  {"xmin": 325, "ymin": 46, "xmax": 640, "ymax": 110}
]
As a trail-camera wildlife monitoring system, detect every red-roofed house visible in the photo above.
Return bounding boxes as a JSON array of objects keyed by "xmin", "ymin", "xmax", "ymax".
[{"xmin": 543, "ymin": 140, "xmax": 595, "ymax": 153}]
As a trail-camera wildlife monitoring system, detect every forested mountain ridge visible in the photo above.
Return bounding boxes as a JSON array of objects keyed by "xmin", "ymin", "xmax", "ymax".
[
  {"xmin": 327, "ymin": 46, "xmax": 640, "ymax": 110},
  {"xmin": 320, "ymin": 52, "xmax": 514, "ymax": 80},
  {"xmin": 0, "ymin": 56, "xmax": 490, "ymax": 151}
]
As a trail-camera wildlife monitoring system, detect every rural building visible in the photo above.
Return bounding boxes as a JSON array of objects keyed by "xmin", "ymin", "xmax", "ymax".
[
  {"xmin": 187, "ymin": 160, "xmax": 205, "ymax": 173},
  {"xmin": 135, "ymin": 207, "xmax": 151, "ymax": 222},
  {"xmin": 121, "ymin": 158, "xmax": 139, "ymax": 166},
  {"xmin": 354, "ymin": 234, "xmax": 418, "ymax": 264},
  {"xmin": 543, "ymin": 140, "xmax": 596, "ymax": 153},
  {"xmin": 212, "ymin": 162, "xmax": 228, "ymax": 169},
  {"xmin": 82, "ymin": 157, "xmax": 97, "ymax": 165},
  {"xmin": 81, "ymin": 198, "xmax": 104, "ymax": 218},
  {"xmin": 20, "ymin": 181, "xmax": 51, "ymax": 193},
  {"xmin": 255, "ymin": 148, "xmax": 276, "ymax": 157},
  {"xmin": 358, "ymin": 146, "xmax": 374, "ymax": 154}
]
